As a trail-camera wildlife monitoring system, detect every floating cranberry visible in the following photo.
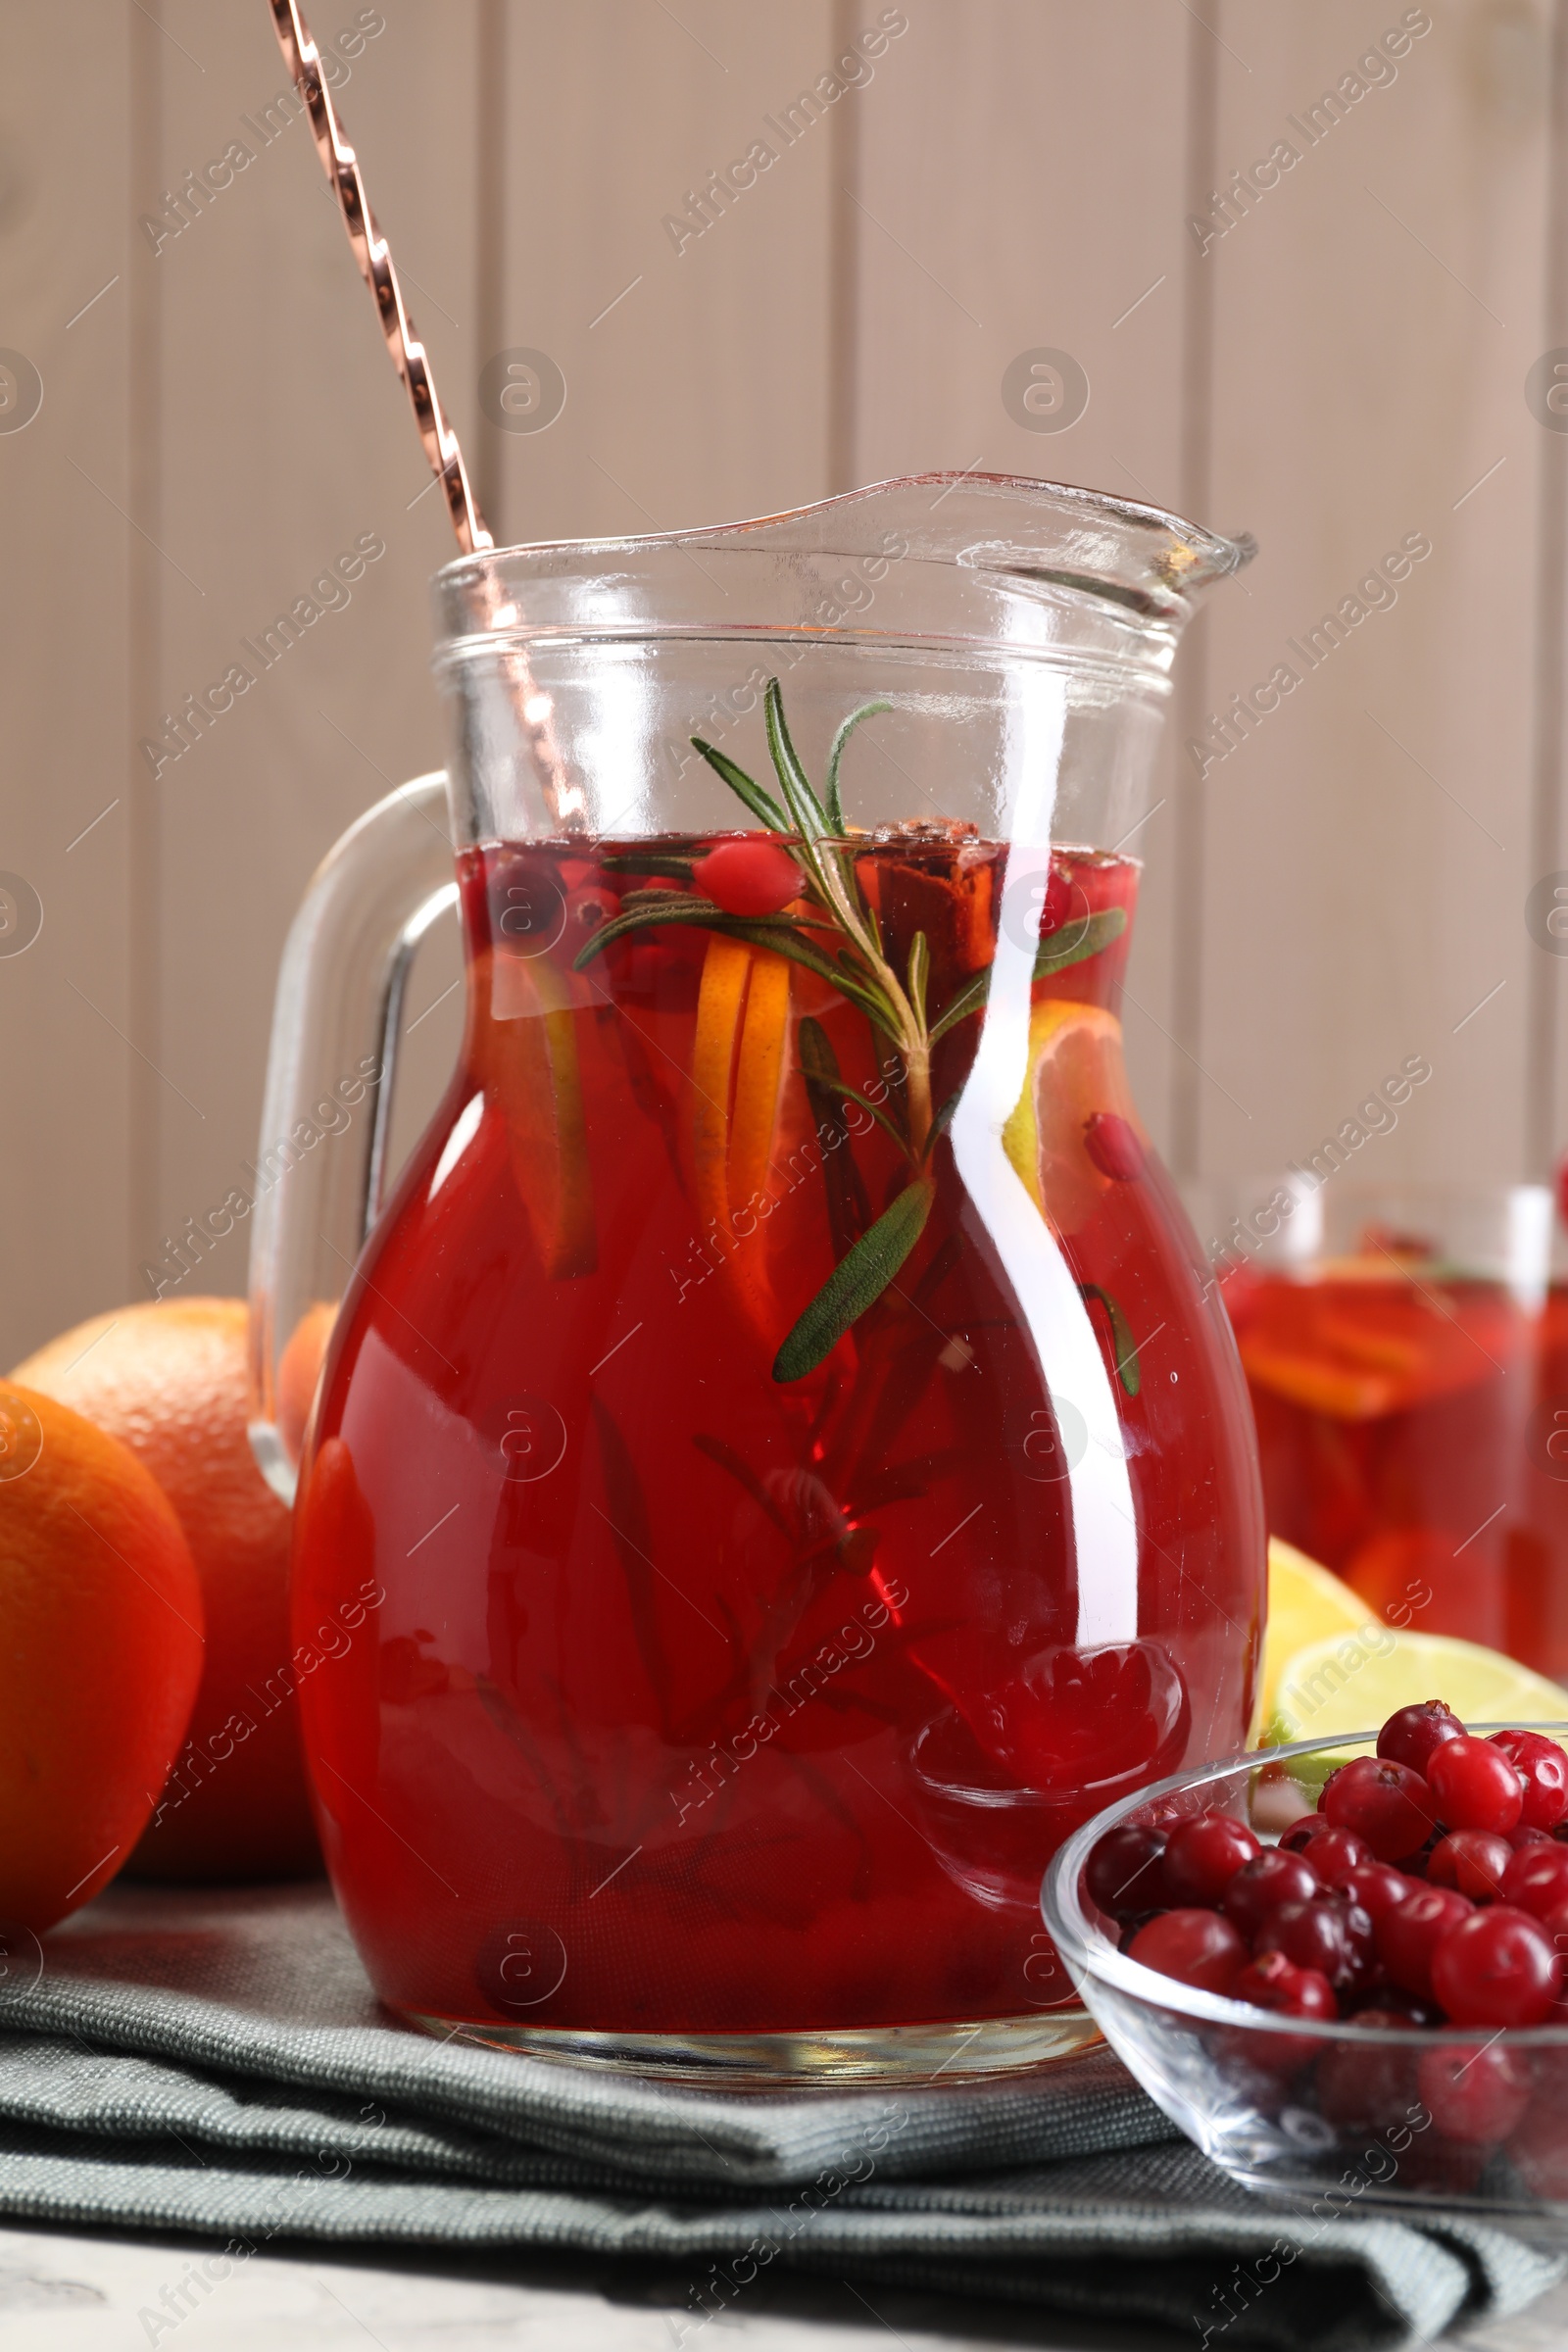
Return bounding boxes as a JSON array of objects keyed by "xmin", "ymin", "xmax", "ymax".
[
  {"xmin": 1085, "ymin": 1822, "xmax": 1169, "ymax": 1922},
  {"xmin": 1500, "ymin": 1843, "xmax": 1568, "ymax": 1921},
  {"xmin": 1416, "ymin": 2040, "xmax": 1534, "ymax": 2144},
  {"xmin": 1377, "ymin": 1885, "xmax": 1473, "ymax": 2000},
  {"xmin": 1222, "ymin": 1849, "xmax": 1317, "ymax": 1937},
  {"xmin": 1321, "ymin": 1755, "xmax": 1436, "ymax": 1861},
  {"xmin": 1298, "ymin": 1826, "xmax": 1370, "ymax": 1886},
  {"xmin": 1126, "ymin": 1908, "xmax": 1247, "ymax": 1996},
  {"xmin": 1162, "ymin": 1814, "xmax": 1259, "ymax": 1905},
  {"xmin": 1082, "ymin": 1112, "xmax": 1145, "ymax": 1184},
  {"xmin": 1039, "ymin": 864, "xmax": 1074, "ymax": 936},
  {"xmin": 1427, "ymin": 1737, "xmax": 1525, "ymax": 1836},
  {"xmin": 697, "ymin": 839, "xmax": 804, "ymax": 916},
  {"xmin": 1430, "ymin": 1905, "xmax": 1561, "ymax": 2028},
  {"xmin": 1490, "ymin": 1729, "xmax": 1568, "ymax": 1832},
  {"xmin": 1377, "ymin": 1699, "xmax": 1465, "ymax": 1776},
  {"xmin": 1427, "ymin": 1830, "xmax": 1511, "ymax": 1902}
]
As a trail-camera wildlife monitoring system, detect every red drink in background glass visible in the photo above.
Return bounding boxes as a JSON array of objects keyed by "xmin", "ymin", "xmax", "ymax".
[
  {"xmin": 291, "ymin": 834, "xmax": 1262, "ymax": 2038},
  {"xmin": 1218, "ymin": 1218, "xmax": 1568, "ymax": 1682}
]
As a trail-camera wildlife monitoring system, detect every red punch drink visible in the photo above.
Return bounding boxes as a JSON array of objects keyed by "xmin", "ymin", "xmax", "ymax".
[
  {"xmin": 251, "ymin": 476, "xmax": 1264, "ymax": 2078},
  {"xmin": 292, "ymin": 817, "xmax": 1261, "ymax": 2044},
  {"xmin": 1220, "ymin": 1219, "xmax": 1568, "ymax": 1680}
]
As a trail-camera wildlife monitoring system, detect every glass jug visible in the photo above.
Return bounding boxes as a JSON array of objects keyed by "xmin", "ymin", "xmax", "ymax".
[{"xmin": 249, "ymin": 473, "xmax": 1265, "ymax": 2083}]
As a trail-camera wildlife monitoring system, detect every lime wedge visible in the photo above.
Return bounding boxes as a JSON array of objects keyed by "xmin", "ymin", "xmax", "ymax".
[
  {"xmin": 1258, "ymin": 1539, "xmax": 1374, "ymax": 1730},
  {"xmin": 1270, "ymin": 1629, "xmax": 1568, "ymax": 1767}
]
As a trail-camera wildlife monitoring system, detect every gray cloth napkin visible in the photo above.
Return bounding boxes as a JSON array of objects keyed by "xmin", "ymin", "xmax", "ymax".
[{"xmin": 0, "ymin": 1883, "xmax": 1557, "ymax": 2350}]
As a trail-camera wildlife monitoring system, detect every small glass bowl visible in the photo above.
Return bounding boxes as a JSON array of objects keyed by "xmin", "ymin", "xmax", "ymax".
[{"xmin": 1043, "ymin": 1725, "xmax": 1568, "ymax": 2241}]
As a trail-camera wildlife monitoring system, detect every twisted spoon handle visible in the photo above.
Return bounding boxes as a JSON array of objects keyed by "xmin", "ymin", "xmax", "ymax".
[{"xmin": 269, "ymin": 0, "xmax": 493, "ymax": 556}]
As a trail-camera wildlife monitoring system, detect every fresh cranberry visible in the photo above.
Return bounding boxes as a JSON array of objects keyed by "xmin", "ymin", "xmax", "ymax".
[
  {"xmin": 697, "ymin": 839, "xmax": 804, "ymax": 916},
  {"xmin": 1082, "ymin": 1112, "xmax": 1146, "ymax": 1184},
  {"xmin": 564, "ymin": 884, "xmax": 620, "ymax": 947},
  {"xmin": 1161, "ymin": 1814, "xmax": 1259, "ymax": 1905},
  {"xmin": 1233, "ymin": 1949, "xmax": 1337, "ymax": 2020},
  {"xmin": 1315, "ymin": 2013, "xmax": 1417, "ymax": 2131},
  {"xmin": 1428, "ymin": 1737, "xmax": 1525, "ymax": 1836},
  {"xmin": 1346, "ymin": 1984, "xmax": 1444, "ymax": 2026},
  {"xmin": 1377, "ymin": 1885, "xmax": 1474, "ymax": 1999},
  {"xmin": 1230, "ymin": 1951, "xmax": 1338, "ymax": 2071},
  {"xmin": 1501, "ymin": 1843, "xmax": 1568, "ymax": 1921},
  {"xmin": 1279, "ymin": 1814, "xmax": 1333, "ymax": 1854},
  {"xmin": 1039, "ymin": 865, "xmax": 1073, "ymax": 935},
  {"xmin": 1297, "ymin": 1826, "xmax": 1371, "ymax": 1886},
  {"xmin": 1430, "ymin": 1905, "xmax": 1561, "ymax": 2027},
  {"xmin": 1321, "ymin": 1755, "xmax": 1437, "ymax": 1860},
  {"xmin": 1416, "ymin": 2040, "xmax": 1534, "ymax": 2144},
  {"xmin": 1256, "ymin": 1895, "xmax": 1375, "ymax": 1989},
  {"xmin": 1510, "ymin": 1826, "xmax": 1553, "ymax": 1851},
  {"xmin": 1222, "ymin": 1849, "xmax": 1317, "ymax": 1936},
  {"xmin": 1377, "ymin": 1699, "xmax": 1465, "ymax": 1775},
  {"xmin": 1335, "ymin": 1862, "xmax": 1417, "ymax": 1922},
  {"xmin": 1126, "ymin": 1909, "xmax": 1247, "ymax": 1996},
  {"xmin": 1427, "ymin": 1830, "xmax": 1511, "ymax": 1902},
  {"xmin": 1490, "ymin": 1730, "xmax": 1568, "ymax": 1832},
  {"xmin": 1085, "ymin": 1822, "xmax": 1169, "ymax": 1922}
]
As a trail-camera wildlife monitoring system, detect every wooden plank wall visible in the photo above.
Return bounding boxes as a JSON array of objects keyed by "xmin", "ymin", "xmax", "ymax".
[{"xmin": 0, "ymin": 0, "xmax": 1563, "ymax": 1364}]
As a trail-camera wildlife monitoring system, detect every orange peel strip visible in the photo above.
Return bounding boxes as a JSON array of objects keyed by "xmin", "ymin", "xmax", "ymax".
[{"xmin": 728, "ymin": 949, "xmax": 791, "ymax": 1226}]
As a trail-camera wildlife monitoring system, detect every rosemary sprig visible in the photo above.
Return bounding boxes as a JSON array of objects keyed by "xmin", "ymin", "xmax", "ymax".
[{"xmin": 573, "ymin": 677, "xmax": 1131, "ymax": 1384}]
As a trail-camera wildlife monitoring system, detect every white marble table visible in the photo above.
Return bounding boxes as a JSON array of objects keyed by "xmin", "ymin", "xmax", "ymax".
[{"xmin": 0, "ymin": 2226, "xmax": 1564, "ymax": 2352}]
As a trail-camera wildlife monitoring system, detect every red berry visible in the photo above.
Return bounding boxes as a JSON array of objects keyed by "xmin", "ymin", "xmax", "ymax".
[
  {"xmin": 1298, "ymin": 1826, "xmax": 1370, "ymax": 1886},
  {"xmin": 1040, "ymin": 865, "xmax": 1073, "ymax": 935},
  {"xmin": 1256, "ymin": 1895, "xmax": 1375, "ymax": 1990},
  {"xmin": 1335, "ymin": 1862, "xmax": 1417, "ymax": 1922},
  {"xmin": 1378, "ymin": 1699, "xmax": 1465, "ymax": 1775},
  {"xmin": 1085, "ymin": 1822, "xmax": 1169, "ymax": 1922},
  {"xmin": 1126, "ymin": 1908, "xmax": 1247, "ymax": 1996},
  {"xmin": 1510, "ymin": 1826, "xmax": 1554, "ymax": 1851},
  {"xmin": 1315, "ymin": 2013, "xmax": 1417, "ymax": 2131},
  {"xmin": 1430, "ymin": 1905, "xmax": 1561, "ymax": 2027},
  {"xmin": 1416, "ymin": 2040, "xmax": 1534, "ymax": 2144},
  {"xmin": 1377, "ymin": 1885, "xmax": 1473, "ymax": 1999},
  {"xmin": 1162, "ymin": 1813, "xmax": 1259, "ymax": 1905},
  {"xmin": 1233, "ymin": 1949, "xmax": 1338, "ymax": 2021},
  {"xmin": 1278, "ymin": 1814, "xmax": 1333, "ymax": 1854},
  {"xmin": 1230, "ymin": 1950, "xmax": 1338, "ymax": 2071},
  {"xmin": 1082, "ymin": 1112, "xmax": 1145, "ymax": 1184},
  {"xmin": 1490, "ymin": 1730, "xmax": 1568, "ymax": 1832},
  {"xmin": 1222, "ymin": 1849, "xmax": 1317, "ymax": 1937},
  {"xmin": 1501, "ymin": 1843, "xmax": 1568, "ymax": 1921},
  {"xmin": 1427, "ymin": 1830, "xmax": 1511, "ymax": 1902},
  {"xmin": 698, "ymin": 839, "xmax": 804, "ymax": 916},
  {"xmin": 1428, "ymin": 1737, "xmax": 1524, "ymax": 1836},
  {"xmin": 1321, "ymin": 1755, "xmax": 1437, "ymax": 1861}
]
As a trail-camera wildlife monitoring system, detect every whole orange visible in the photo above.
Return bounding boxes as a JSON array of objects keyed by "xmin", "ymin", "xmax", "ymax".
[
  {"xmin": 0, "ymin": 1381, "xmax": 203, "ymax": 1929},
  {"xmin": 11, "ymin": 1298, "xmax": 320, "ymax": 1881}
]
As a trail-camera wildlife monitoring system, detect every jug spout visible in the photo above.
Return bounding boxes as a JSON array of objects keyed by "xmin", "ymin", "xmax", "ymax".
[
  {"xmin": 431, "ymin": 472, "xmax": 1254, "ymax": 855},
  {"xmin": 685, "ymin": 470, "xmax": 1255, "ymax": 612}
]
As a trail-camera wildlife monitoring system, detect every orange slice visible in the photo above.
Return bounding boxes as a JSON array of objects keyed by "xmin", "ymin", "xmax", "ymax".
[
  {"xmin": 1002, "ymin": 1000, "xmax": 1142, "ymax": 1236},
  {"xmin": 479, "ymin": 947, "xmax": 596, "ymax": 1278},
  {"xmin": 691, "ymin": 935, "xmax": 790, "ymax": 1330}
]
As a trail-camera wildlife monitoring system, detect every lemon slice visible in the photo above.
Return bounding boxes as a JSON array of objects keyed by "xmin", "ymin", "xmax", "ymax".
[
  {"xmin": 1001, "ymin": 1000, "xmax": 1142, "ymax": 1236},
  {"xmin": 1257, "ymin": 1539, "xmax": 1374, "ymax": 1730},
  {"xmin": 1270, "ymin": 1628, "xmax": 1568, "ymax": 1764}
]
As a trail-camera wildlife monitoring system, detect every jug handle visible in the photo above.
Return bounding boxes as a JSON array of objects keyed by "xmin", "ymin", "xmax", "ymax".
[{"xmin": 247, "ymin": 773, "xmax": 458, "ymax": 1505}]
